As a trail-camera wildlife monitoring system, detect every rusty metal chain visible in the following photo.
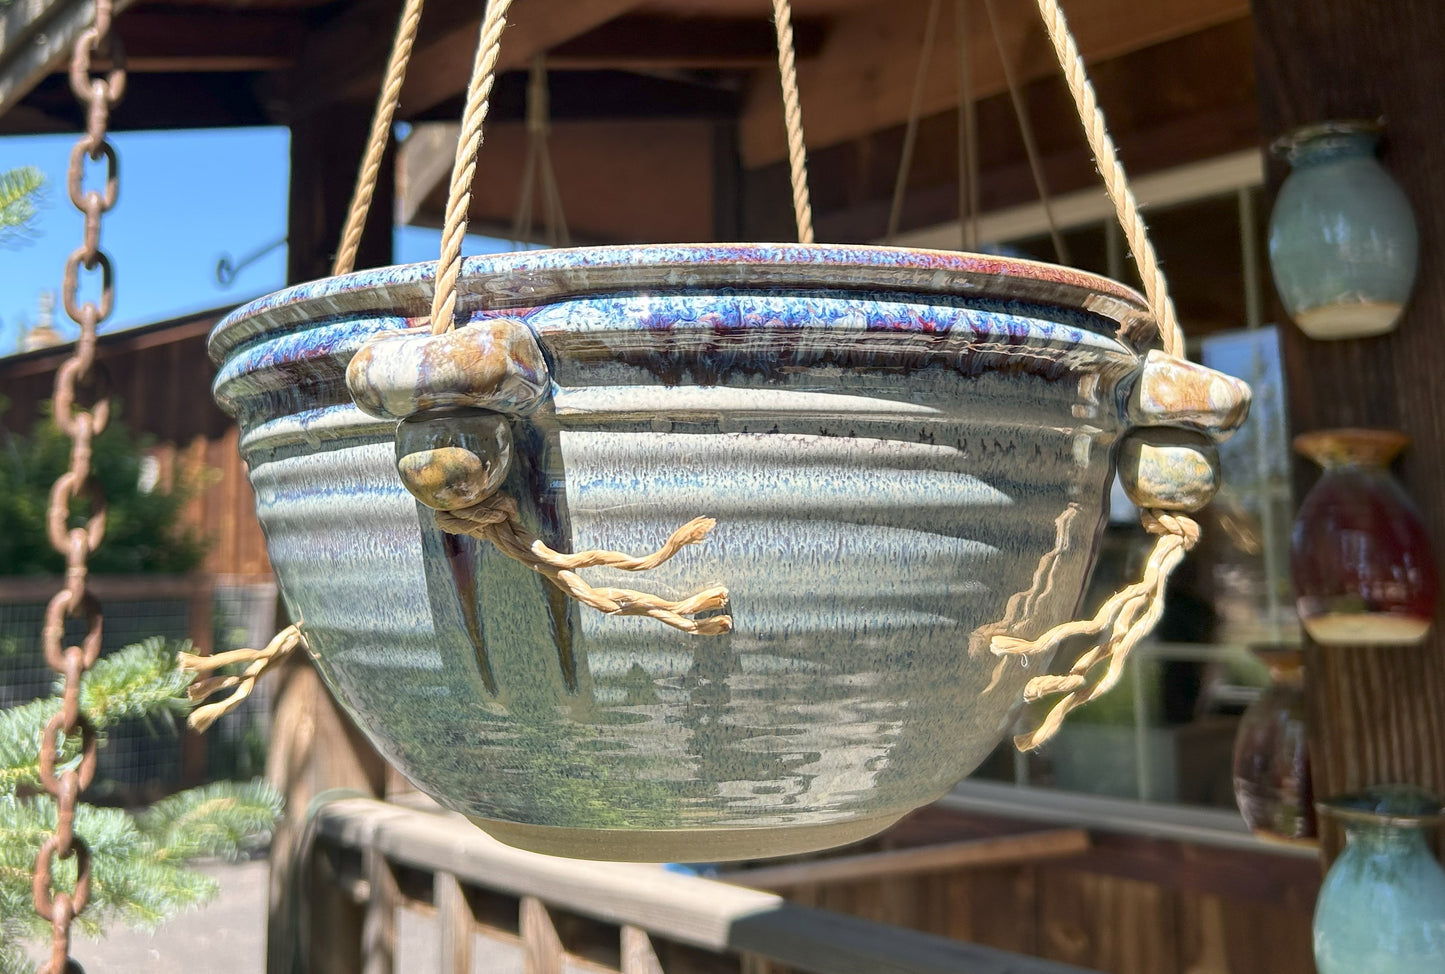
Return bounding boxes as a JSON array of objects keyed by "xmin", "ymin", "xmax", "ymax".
[{"xmin": 32, "ymin": 2, "xmax": 125, "ymax": 971}]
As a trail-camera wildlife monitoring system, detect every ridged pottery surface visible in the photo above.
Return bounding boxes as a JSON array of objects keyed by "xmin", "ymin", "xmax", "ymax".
[{"xmin": 211, "ymin": 244, "xmax": 1169, "ymax": 860}]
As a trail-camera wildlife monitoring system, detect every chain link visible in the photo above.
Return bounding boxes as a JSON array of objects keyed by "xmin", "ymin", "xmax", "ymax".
[{"xmin": 33, "ymin": 2, "xmax": 125, "ymax": 970}]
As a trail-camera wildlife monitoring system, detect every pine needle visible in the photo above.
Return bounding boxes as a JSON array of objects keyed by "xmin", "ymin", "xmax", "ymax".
[{"xmin": 0, "ymin": 166, "xmax": 45, "ymax": 248}]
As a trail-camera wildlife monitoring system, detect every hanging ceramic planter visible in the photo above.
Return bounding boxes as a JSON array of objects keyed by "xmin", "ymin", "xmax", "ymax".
[
  {"xmin": 1313, "ymin": 786, "xmax": 1445, "ymax": 974},
  {"xmin": 210, "ymin": 245, "xmax": 1247, "ymax": 860},
  {"xmin": 1268, "ymin": 120, "xmax": 1419, "ymax": 341},
  {"xmin": 1291, "ymin": 429, "xmax": 1437, "ymax": 646}
]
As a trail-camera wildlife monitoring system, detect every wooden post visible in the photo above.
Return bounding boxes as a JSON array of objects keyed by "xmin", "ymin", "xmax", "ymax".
[
  {"xmin": 437, "ymin": 871, "xmax": 475, "ymax": 974},
  {"xmin": 362, "ymin": 848, "xmax": 400, "ymax": 974},
  {"xmin": 267, "ymin": 96, "xmax": 395, "ymax": 973},
  {"xmin": 1251, "ymin": 0, "xmax": 1445, "ymax": 857},
  {"xmin": 521, "ymin": 896, "xmax": 565, "ymax": 974}
]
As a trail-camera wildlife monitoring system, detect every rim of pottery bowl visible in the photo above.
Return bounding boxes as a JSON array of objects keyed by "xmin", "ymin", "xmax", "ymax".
[
  {"xmin": 1269, "ymin": 118, "xmax": 1386, "ymax": 160},
  {"xmin": 1316, "ymin": 785, "xmax": 1445, "ymax": 829},
  {"xmin": 208, "ymin": 243, "xmax": 1154, "ymax": 363}
]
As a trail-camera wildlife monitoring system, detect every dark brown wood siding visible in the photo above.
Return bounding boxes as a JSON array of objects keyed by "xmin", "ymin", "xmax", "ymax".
[{"xmin": 0, "ymin": 311, "xmax": 271, "ymax": 577}]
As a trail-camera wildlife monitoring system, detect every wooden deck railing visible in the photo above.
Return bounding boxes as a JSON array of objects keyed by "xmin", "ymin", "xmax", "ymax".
[{"xmin": 311, "ymin": 797, "xmax": 1099, "ymax": 974}]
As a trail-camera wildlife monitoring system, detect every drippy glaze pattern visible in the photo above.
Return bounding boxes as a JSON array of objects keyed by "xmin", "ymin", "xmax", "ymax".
[{"xmin": 211, "ymin": 244, "xmax": 1220, "ymax": 861}]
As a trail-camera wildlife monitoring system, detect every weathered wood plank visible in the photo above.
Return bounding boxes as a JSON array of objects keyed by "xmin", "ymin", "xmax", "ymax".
[
  {"xmin": 438, "ymin": 872, "xmax": 475, "ymax": 974},
  {"xmin": 0, "ymin": 0, "xmax": 137, "ymax": 117},
  {"xmin": 295, "ymin": 0, "xmax": 647, "ymax": 116},
  {"xmin": 1038, "ymin": 872, "xmax": 1178, "ymax": 974},
  {"xmin": 622, "ymin": 925, "xmax": 665, "ymax": 974},
  {"xmin": 362, "ymin": 848, "xmax": 399, "ymax": 974},
  {"xmin": 316, "ymin": 798, "xmax": 1100, "ymax": 974},
  {"xmin": 522, "ymin": 896, "xmax": 565, "ymax": 974},
  {"xmin": 724, "ymin": 831, "xmax": 1088, "ymax": 890}
]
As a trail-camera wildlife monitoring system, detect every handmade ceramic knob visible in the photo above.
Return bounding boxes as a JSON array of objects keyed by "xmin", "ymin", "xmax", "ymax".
[
  {"xmin": 346, "ymin": 318, "xmax": 550, "ymax": 420},
  {"xmin": 395, "ymin": 408, "xmax": 513, "ymax": 511},
  {"xmin": 1269, "ymin": 120, "xmax": 1418, "ymax": 340},
  {"xmin": 1128, "ymin": 350, "xmax": 1250, "ymax": 439},
  {"xmin": 1115, "ymin": 428, "xmax": 1220, "ymax": 512}
]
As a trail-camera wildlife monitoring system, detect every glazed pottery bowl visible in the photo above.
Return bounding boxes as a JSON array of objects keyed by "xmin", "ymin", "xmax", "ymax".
[{"xmin": 210, "ymin": 244, "xmax": 1239, "ymax": 861}]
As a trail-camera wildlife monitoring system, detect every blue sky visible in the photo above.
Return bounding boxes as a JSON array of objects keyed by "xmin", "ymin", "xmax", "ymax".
[{"xmin": 0, "ymin": 126, "xmax": 506, "ymax": 353}]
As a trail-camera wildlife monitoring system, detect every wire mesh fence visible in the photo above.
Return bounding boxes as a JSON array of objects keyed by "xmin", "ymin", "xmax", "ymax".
[{"xmin": 0, "ymin": 575, "xmax": 277, "ymax": 801}]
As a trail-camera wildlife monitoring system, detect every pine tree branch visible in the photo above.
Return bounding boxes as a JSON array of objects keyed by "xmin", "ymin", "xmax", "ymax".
[{"xmin": 2, "ymin": 638, "xmax": 194, "ymax": 797}]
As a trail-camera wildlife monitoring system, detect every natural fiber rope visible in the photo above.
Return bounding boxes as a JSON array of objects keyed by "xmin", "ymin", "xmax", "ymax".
[
  {"xmin": 771, "ymin": 0, "xmax": 814, "ymax": 244},
  {"xmin": 955, "ymin": 0, "xmax": 979, "ymax": 250},
  {"xmin": 1031, "ymin": 0, "xmax": 1182, "ymax": 355},
  {"xmin": 431, "ymin": 0, "xmax": 514, "ymax": 334},
  {"xmin": 332, "ymin": 0, "xmax": 426, "ymax": 277},
  {"xmin": 885, "ymin": 0, "xmax": 943, "ymax": 243},
  {"xmin": 981, "ymin": 0, "xmax": 1068, "ymax": 265},
  {"xmin": 995, "ymin": 512, "xmax": 1199, "ymax": 749},
  {"xmin": 988, "ymin": 0, "xmax": 1201, "ymax": 749},
  {"xmin": 434, "ymin": 495, "xmax": 731, "ymax": 635},
  {"xmin": 180, "ymin": 625, "xmax": 305, "ymax": 732}
]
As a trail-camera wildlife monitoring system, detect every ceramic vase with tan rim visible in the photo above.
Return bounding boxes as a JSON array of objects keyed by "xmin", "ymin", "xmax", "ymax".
[
  {"xmin": 1291, "ymin": 428, "xmax": 1437, "ymax": 646},
  {"xmin": 1231, "ymin": 644, "xmax": 1314, "ymax": 845},
  {"xmin": 1268, "ymin": 120, "xmax": 1419, "ymax": 341},
  {"xmin": 1313, "ymin": 786, "xmax": 1445, "ymax": 974},
  {"xmin": 209, "ymin": 244, "xmax": 1248, "ymax": 861}
]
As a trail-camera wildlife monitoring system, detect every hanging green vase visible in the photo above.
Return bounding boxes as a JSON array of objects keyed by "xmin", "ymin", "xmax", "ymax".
[
  {"xmin": 1268, "ymin": 120, "xmax": 1418, "ymax": 340},
  {"xmin": 1313, "ymin": 787, "xmax": 1445, "ymax": 974}
]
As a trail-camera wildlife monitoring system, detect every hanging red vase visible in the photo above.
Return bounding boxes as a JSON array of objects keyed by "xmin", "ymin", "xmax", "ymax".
[{"xmin": 1291, "ymin": 429, "xmax": 1437, "ymax": 645}]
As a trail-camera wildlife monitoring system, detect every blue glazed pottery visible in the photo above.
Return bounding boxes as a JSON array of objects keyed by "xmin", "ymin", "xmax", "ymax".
[
  {"xmin": 1268, "ymin": 120, "xmax": 1418, "ymax": 340},
  {"xmin": 209, "ymin": 244, "xmax": 1246, "ymax": 860},
  {"xmin": 1314, "ymin": 786, "xmax": 1445, "ymax": 974}
]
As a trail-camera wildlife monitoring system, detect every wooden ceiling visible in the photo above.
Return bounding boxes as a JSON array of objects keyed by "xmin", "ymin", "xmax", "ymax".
[{"xmin": 1, "ymin": 0, "xmax": 1260, "ymax": 250}]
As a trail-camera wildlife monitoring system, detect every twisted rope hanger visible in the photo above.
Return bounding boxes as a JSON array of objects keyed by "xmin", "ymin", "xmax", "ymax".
[
  {"xmin": 333, "ymin": 0, "xmax": 425, "ymax": 277},
  {"xmin": 1031, "ymin": 0, "xmax": 1182, "ymax": 355},
  {"xmin": 990, "ymin": 0, "xmax": 1200, "ymax": 750},
  {"xmin": 430, "ymin": 0, "xmax": 514, "ymax": 334},
  {"xmin": 771, "ymin": 0, "xmax": 815, "ymax": 244}
]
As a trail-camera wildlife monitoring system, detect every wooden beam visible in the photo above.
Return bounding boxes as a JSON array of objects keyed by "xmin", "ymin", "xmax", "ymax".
[
  {"xmin": 412, "ymin": 69, "xmax": 741, "ymax": 125},
  {"xmin": 294, "ymin": 0, "xmax": 648, "ymax": 117},
  {"xmin": 4, "ymin": 70, "xmax": 278, "ymax": 134},
  {"xmin": 0, "ymin": 0, "xmax": 138, "ymax": 119},
  {"xmin": 739, "ymin": 0, "xmax": 1250, "ymax": 166},
  {"xmin": 114, "ymin": 7, "xmax": 299, "ymax": 73},
  {"xmin": 721, "ymin": 829, "xmax": 1090, "ymax": 890},
  {"xmin": 1252, "ymin": 0, "xmax": 1445, "ymax": 863},
  {"xmin": 546, "ymin": 15, "xmax": 825, "ymax": 70}
]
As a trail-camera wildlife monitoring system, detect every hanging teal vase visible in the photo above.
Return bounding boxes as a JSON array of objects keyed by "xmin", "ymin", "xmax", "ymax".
[
  {"xmin": 1269, "ymin": 120, "xmax": 1418, "ymax": 341},
  {"xmin": 1313, "ymin": 786, "xmax": 1445, "ymax": 974}
]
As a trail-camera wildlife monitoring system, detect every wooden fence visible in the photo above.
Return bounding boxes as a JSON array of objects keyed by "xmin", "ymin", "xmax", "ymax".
[{"xmin": 309, "ymin": 796, "xmax": 1101, "ymax": 974}]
